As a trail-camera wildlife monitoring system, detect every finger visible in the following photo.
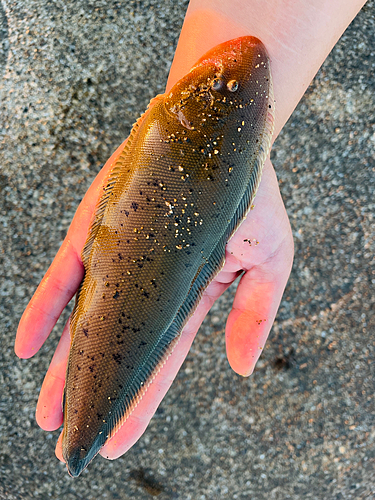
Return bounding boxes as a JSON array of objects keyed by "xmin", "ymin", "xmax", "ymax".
[
  {"xmin": 15, "ymin": 244, "xmax": 83, "ymax": 359},
  {"xmin": 225, "ymin": 249, "xmax": 290, "ymax": 376},
  {"xmin": 36, "ymin": 318, "xmax": 71, "ymax": 431},
  {"xmin": 98, "ymin": 352, "xmax": 186, "ymax": 461},
  {"xmin": 15, "ymin": 140, "xmax": 127, "ymax": 359},
  {"xmin": 225, "ymin": 226, "xmax": 293, "ymax": 377},
  {"xmin": 99, "ymin": 278, "xmax": 232, "ymax": 460},
  {"xmin": 55, "ymin": 432, "xmax": 64, "ymax": 463}
]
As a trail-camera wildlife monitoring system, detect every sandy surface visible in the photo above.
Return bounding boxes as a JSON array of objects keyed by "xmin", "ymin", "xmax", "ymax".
[{"xmin": 0, "ymin": 1, "xmax": 374, "ymax": 498}]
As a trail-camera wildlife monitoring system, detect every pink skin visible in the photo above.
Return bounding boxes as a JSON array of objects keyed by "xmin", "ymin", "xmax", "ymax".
[{"xmin": 15, "ymin": 0, "xmax": 367, "ymax": 464}]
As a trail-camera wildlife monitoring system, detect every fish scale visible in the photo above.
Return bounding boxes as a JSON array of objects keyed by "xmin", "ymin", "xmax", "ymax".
[{"xmin": 63, "ymin": 36, "xmax": 274, "ymax": 476}]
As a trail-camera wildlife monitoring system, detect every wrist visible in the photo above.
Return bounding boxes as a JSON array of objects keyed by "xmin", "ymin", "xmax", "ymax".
[{"xmin": 167, "ymin": 0, "xmax": 367, "ymax": 139}]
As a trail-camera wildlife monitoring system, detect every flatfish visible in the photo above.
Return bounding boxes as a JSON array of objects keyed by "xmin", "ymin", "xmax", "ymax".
[{"xmin": 63, "ymin": 36, "xmax": 274, "ymax": 476}]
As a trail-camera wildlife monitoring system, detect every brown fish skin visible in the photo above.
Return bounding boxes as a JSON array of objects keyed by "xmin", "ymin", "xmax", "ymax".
[{"xmin": 62, "ymin": 36, "xmax": 274, "ymax": 477}]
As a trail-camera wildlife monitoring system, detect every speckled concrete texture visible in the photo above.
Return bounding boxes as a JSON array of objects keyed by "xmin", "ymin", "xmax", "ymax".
[{"xmin": 0, "ymin": 1, "xmax": 374, "ymax": 498}]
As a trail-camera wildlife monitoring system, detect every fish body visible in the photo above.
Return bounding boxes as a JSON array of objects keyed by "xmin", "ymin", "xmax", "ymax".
[{"xmin": 63, "ymin": 36, "xmax": 274, "ymax": 476}]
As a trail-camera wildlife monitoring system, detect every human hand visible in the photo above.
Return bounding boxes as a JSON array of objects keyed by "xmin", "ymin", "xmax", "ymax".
[{"xmin": 15, "ymin": 0, "xmax": 367, "ymax": 465}]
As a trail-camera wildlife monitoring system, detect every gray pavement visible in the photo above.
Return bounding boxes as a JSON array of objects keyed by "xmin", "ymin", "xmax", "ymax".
[{"xmin": 0, "ymin": 1, "xmax": 374, "ymax": 498}]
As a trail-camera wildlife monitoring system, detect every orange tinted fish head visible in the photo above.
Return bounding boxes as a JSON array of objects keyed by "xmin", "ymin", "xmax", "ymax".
[{"xmin": 164, "ymin": 36, "xmax": 272, "ymax": 132}]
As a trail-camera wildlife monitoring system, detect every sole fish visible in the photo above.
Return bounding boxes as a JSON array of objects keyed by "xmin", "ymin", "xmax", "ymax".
[{"xmin": 62, "ymin": 36, "xmax": 274, "ymax": 477}]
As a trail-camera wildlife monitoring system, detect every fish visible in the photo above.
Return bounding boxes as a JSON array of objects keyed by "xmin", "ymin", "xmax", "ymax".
[{"xmin": 62, "ymin": 36, "xmax": 275, "ymax": 477}]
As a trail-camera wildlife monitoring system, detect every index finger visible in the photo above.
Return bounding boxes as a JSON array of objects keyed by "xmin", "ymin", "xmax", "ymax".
[{"xmin": 15, "ymin": 140, "xmax": 127, "ymax": 359}]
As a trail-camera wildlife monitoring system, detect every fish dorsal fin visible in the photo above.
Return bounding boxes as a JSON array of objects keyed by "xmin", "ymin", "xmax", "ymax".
[
  {"xmin": 147, "ymin": 93, "xmax": 165, "ymax": 109},
  {"xmin": 80, "ymin": 93, "xmax": 165, "ymax": 267}
]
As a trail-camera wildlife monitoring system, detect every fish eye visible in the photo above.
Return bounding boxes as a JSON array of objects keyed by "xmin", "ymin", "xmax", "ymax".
[
  {"xmin": 211, "ymin": 78, "xmax": 223, "ymax": 90},
  {"xmin": 227, "ymin": 80, "xmax": 239, "ymax": 92}
]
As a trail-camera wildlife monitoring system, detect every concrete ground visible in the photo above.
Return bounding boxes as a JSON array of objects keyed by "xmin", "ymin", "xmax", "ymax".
[{"xmin": 0, "ymin": 1, "xmax": 374, "ymax": 498}]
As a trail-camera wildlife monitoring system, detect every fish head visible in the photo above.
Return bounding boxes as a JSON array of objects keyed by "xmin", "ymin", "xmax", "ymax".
[{"xmin": 164, "ymin": 36, "xmax": 273, "ymax": 132}]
